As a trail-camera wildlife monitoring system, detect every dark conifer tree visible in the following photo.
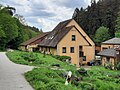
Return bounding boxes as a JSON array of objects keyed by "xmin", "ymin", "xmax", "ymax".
[{"xmin": 72, "ymin": 0, "xmax": 120, "ymax": 44}]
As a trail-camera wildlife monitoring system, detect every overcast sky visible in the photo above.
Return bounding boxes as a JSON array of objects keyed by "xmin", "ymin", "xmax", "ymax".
[{"xmin": 0, "ymin": 0, "xmax": 98, "ymax": 32}]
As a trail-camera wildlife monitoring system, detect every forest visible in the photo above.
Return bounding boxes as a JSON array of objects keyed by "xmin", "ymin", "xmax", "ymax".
[
  {"xmin": 72, "ymin": 0, "xmax": 120, "ymax": 45},
  {"xmin": 0, "ymin": 5, "xmax": 41, "ymax": 50}
]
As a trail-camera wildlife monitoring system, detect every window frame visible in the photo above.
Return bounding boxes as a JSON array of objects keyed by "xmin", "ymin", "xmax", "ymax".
[
  {"xmin": 79, "ymin": 46, "xmax": 83, "ymax": 51},
  {"xmin": 62, "ymin": 47, "xmax": 66, "ymax": 53},
  {"xmin": 79, "ymin": 51, "xmax": 84, "ymax": 57},
  {"xmin": 72, "ymin": 35, "xmax": 76, "ymax": 41},
  {"xmin": 70, "ymin": 47, "xmax": 74, "ymax": 53},
  {"xmin": 82, "ymin": 56, "xmax": 86, "ymax": 61}
]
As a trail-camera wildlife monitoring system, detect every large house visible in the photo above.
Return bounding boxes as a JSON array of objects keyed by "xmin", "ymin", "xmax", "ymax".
[
  {"xmin": 20, "ymin": 32, "xmax": 49, "ymax": 51},
  {"xmin": 39, "ymin": 19, "xmax": 95, "ymax": 67},
  {"xmin": 98, "ymin": 38, "xmax": 120, "ymax": 66}
]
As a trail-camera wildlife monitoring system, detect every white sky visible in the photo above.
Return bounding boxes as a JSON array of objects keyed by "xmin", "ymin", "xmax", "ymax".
[{"xmin": 0, "ymin": 0, "xmax": 99, "ymax": 32}]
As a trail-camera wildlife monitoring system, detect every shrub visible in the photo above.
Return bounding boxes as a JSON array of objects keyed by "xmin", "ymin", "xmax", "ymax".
[
  {"xmin": 52, "ymin": 55, "xmax": 71, "ymax": 62},
  {"xmin": 45, "ymin": 82, "xmax": 78, "ymax": 90},
  {"xmin": 79, "ymin": 67, "xmax": 85, "ymax": 71},
  {"xmin": 21, "ymin": 52, "xmax": 39, "ymax": 62},
  {"xmin": 78, "ymin": 82, "xmax": 94, "ymax": 90},
  {"xmin": 97, "ymin": 76, "xmax": 115, "ymax": 82},
  {"xmin": 32, "ymin": 81, "xmax": 45, "ymax": 90},
  {"xmin": 51, "ymin": 64, "xmax": 60, "ymax": 67},
  {"xmin": 25, "ymin": 67, "xmax": 79, "ymax": 90},
  {"xmin": 7, "ymin": 51, "xmax": 120, "ymax": 90},
  {"xmin": 115, "ymin": 78, "xmax": 120, "ymax": 84},
  {"xmin": 77, "ymin": 67, "xmax": 87, "ymax": 75},
  {"xmin": 55, "ymin": 70, "xmax": 66, "ymax": 78},
  {"xmin": 115, "ymin": 62, "xmax": 120, "ymax": 70},
  {"xmin": 45, "ymin": 82, "xmax": 64, "ymax": 90},
  {"xmin": 33, "ymin": 59, "xmax": 45, "ymax": 65},
  {"xmin": 92, "ymin": 78, "xmax": 120, "ymax": 90},
  {"xmin": 71, "ymin": 76, "xmax": 83, "ymax": 86},
  {"xmin": 105, "ymin": 63, "xmax": 113, "ymax": 70}
]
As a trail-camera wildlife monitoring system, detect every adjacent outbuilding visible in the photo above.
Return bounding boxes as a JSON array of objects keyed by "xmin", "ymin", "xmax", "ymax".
[
  {"xmin": 98, "ymin": 38, "xmax": 120, "ymax": 66},
  {"xmin": 20, "ymin": 32, "xmax": 49, "ymax": 52}
]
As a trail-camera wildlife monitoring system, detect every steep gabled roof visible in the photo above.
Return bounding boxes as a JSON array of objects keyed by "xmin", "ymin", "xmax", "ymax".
[
  {"xmin": 102, "ymin": 38, "xmax": 120, "ymax": 45},
  {"xmin": 20, "ymin": 32, "xmax": 49, "ymax": 46},
  {"xmin": 97, "ymin": 48, "xmax": 116, "ymax": 57},
  {"xmin": 39, "ymin": 19, "xmax": 73, "ymax": 47},
  {"xmin": 39, "ymin": 19, "xmax": 93, "ymax": 47},
  {"xmin": 39, "ymin": 25, "xmax": 74, "ymax": 47}
]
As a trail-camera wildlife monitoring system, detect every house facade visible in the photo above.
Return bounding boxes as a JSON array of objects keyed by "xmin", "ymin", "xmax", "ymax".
[
  {"xmin": 39, "ymin": 19, "xmax": 95, "ymax": 67},
  {"xmin": 20, "ymin": 32, "xmax": 49, "ymax": 52},
  {"xmin": 98, "ymin": 38, "xmax": 120, "ymax": 66}
]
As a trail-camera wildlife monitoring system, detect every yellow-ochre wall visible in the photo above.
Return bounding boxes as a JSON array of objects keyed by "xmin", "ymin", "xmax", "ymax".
[
  {"xmin": 57, "ymin": 26, "xmax": 95, "ymax": 67},
  {"xmin": 39, "ymin": 47, "xmax": 57, "ymax": 55},
  {"xmin": 19, "ymin": 46, "xmax": 26, "ymax": 51},
  {"xmin": 19, "ymin": 45, "xmax": 38, "ymax": 52},
  {"xmin": 101, "ymin": 57, "xmax": 115, "ymax": 66},
  {"xmin": 27, "ymin": 45, "xmax": 38, "ymax": 51},
  {"xmin": 101, "ymin": 44, "xmax": 114, "ymax": 50},
  {"xmin": 67, "ymin": 20, "xmax": 95, "ymax": 46},
  {"xmin": 39, "ymin": 19, "xmax": 95, "ymax": 67}
]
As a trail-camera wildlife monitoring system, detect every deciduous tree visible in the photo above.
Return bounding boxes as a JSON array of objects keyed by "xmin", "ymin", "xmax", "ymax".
[{"xmin": 94, "ymin": 26, "xmax": 110, "ymax": 46}]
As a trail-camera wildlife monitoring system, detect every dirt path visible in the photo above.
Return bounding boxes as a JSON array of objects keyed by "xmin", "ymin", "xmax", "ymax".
[{"xmin": 0, "ymin": 52, "xmax": 34, "ymax": 90}]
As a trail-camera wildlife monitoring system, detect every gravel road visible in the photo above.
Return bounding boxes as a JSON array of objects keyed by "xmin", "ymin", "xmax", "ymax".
[{"xmin": 0, "ymin": 52, "xmax": 34, "ymax": 90}]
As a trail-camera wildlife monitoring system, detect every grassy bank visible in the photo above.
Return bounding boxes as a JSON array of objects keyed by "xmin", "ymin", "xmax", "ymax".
[
  {"xmin": 7, "ymin": 50, "xmax": 120, "ymax": 90},
  {"xmin": 6, "ymin": 50, "xmax": 76, "ymax": 71}
]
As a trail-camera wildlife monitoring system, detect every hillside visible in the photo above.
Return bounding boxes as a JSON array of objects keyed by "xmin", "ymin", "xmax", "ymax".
[
  {"xmin": 0, "ymin": 5, "xmax": 42, "ymax": 50},
  {"xmin": 7, "ymin": 50, "xmax": 120, "ymax": 90}
]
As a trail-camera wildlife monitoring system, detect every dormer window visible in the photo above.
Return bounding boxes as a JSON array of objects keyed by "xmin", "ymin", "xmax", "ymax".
[
  {"xmin": 48, "ymin": 36, "xmax": 54, "ymax": 40},
  {"xmin": 45, "ymin": 37, "xmax": 48, "ymax": 39},
  {"xmin": 72, "ymin": 35, "xmax": 76, "ymax": 41},
  {"xmin": 51, "ymin": 36, "xmax": 54, "ymax": 39}
]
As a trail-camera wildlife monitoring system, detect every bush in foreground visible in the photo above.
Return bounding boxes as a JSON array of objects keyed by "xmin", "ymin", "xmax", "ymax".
[
  {"xmin": 7, "ymin": 51, "xmax": 120, "ymax": 90},
  {"xmin": 25, "ymin": 68, "xmax": 77, "ymax": 90}
]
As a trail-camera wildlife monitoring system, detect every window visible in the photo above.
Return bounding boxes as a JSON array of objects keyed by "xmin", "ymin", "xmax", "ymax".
[
  {"xmin": 72, "ymin": 35, "xmax": 76, "ymax": 41},
  {"xmin": 79, "ymin": 51, "xmax": 84, "ymax": 57},
  {"xmin": 79, "ymin": 46, "xmax": 84, "ymax": 57},
  {"xmin": 106, "ymin": 57, "xmax": 110, "ymax": 64},
  {"xmin": 106, "ymin": 57, "xmax": 110, "ymax": 61},
  {"xmin": 70, "ymin": 47, "xmax": 74, "ymax": 53},
  {"xmin": 79, "ymin": 46, "xmax": 83, "ymax": 51},
  {"xmin": 62, "ymin": 47, "xmax": 66, "ymax": 53},
  {"xmin": 82, "ymin": 56, "xmax": 86, "ymax": 61},
  {"xmin": 102, "ymin": 47, "xmax": 108, "ymax": 50}
]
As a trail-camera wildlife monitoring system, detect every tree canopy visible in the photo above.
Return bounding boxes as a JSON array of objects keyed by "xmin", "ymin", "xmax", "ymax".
[
  {"xmin": 72, "ymin": 0, "xmax": 120, "ymax": 45},
  {"xmin": 0, "ymin": 5, "xmax": 41, "ymax": 50},
  {"xmin": 115, "ymin": 30, "xmax": 120, "ymax": 38},
  {"xmin": 115, "ymin": 11, "xmax": 120, "ymax": 38},
  {"xmin": 94, "ymin": 26, "xmax": 110, "ymax": 46}
]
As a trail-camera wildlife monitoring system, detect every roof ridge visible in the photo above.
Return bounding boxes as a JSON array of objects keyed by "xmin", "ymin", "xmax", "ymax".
[
  {"xmin": 102, "ymin": 37, "xmax": 120, "ymax": 45},
  {"xmin": 59, "ymin": 18, "xmax": 72, "ymax": 23}
]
